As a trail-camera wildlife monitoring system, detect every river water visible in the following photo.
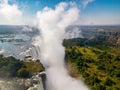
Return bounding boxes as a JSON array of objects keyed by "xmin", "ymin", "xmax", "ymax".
[{"xmin": 0, "ymin": 25, "xmax": 38, "ymax": 60}]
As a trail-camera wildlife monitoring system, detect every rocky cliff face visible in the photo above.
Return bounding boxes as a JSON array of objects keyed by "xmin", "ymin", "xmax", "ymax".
[
  {"xmin": 0, "ymin": 72, "xmax": 45, "ymax": 90},
  {"xmin": 81, "ymin": 26, "xmax": 120, "ymax": 46},
  {"xmin": 116, "ymin": 37, "xmax": 120, "ymax": 46}
]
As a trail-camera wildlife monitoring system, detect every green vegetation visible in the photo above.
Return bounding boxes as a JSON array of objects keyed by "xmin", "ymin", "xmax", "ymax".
[
  {"xmin": 0, "ymin": 55, "xmax": 44, "ymax": 78},
  {"xmin": 64, "ymin": 38, "xmax": 120, "ymax": 90},
  {"xmin": 23, "ymin": 61, "xmax": 44, "ymax": 73}
]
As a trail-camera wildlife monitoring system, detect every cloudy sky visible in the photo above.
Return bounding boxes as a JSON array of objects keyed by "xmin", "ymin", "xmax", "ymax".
[{"xmin": 0, "ymin": 0, "xmax": 120, "ymax": 25}]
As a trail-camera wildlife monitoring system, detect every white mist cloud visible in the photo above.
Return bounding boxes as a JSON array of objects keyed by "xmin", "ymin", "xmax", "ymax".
[
  {"xmin": 82, "ymin": 0, "xmax": 95, "ymax": 8},
  {"xmin": 0, "ymin": 49, "xmax": 5, "ymax": 54},
  {"xmin": 33, "ymin": 2, "xmax": 89, "ymax": 90},
  {"xmin": 0, "ymin": 0, "xmax": 24, "ymax": 25}
]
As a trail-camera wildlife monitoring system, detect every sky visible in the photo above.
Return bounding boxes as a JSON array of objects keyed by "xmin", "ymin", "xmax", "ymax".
[{"xmin": 0, "ymin": 0, "xmax": 120, "ymax": 25}]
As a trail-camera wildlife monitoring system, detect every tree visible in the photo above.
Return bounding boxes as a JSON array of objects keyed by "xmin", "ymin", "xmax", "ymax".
[
  {"xmin": 104, "ymin": 77, "xmax": 115, "ymax": 86},
  {"xmin": 17, "ymin": 68, "xmax": 30, "ymax": 78}
]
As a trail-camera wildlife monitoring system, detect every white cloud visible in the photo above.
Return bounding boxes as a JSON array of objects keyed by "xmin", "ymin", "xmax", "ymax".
[
  {"xmin": 0, "ymin": 0, "xmax": 24, "ymax": 25},
  {"xmin": 82, "ymin": 0, "xmax": 95, "ymax": 8}
]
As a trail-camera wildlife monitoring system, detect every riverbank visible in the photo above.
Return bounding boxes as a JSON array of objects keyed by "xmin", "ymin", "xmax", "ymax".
[{"xmin": 0, "ymin": 71, "xmax": 45, "ymax": 90}]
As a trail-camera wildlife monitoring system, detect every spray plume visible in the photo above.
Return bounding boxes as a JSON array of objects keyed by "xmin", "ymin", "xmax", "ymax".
[{"xmin": 33, "ymin": 2, "xmax": 89, "ymax": 90}]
